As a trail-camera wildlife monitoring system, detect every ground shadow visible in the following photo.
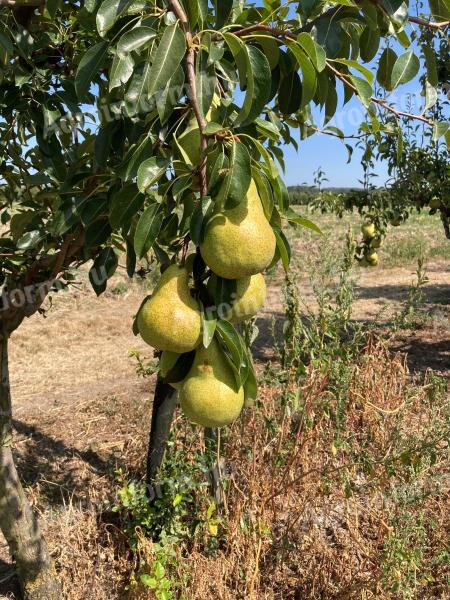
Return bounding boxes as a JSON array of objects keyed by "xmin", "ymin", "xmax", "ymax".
[
  {"xmin": 390, "ymin": 335, "xmax": 450, "ymax": 377},
  {"xmin": 0, "ymin": 557, "xmax": 19, "ymax": 597},
  {"xmin": 356, "ymin": 283, "xmax": 450, "ymax": 306},
  {"xmin": 12, "ymin": 419, "xmax": 143, "ymax": 506}
]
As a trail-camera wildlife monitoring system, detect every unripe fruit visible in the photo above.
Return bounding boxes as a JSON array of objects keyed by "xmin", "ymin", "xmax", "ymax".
[
  {"xmin": 361, "ymin": 222, "xmax": 376, "ymax": 240},
  {"xmin": 367, "ymin": 251, "xmax": 378, "ymax": 266},
  {"xmin": 180, "ymin": 340, "xmax": 244, "ymax": 428},
  {"xmin": 429, "ymin": 197, "xmax": 441, "ymax": 210}
]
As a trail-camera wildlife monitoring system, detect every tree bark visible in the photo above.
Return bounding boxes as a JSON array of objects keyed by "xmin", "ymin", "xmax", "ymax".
[
  {"xmin": 0, "ymin": 331, "xmax": 62, "ymax": 600},
  {"xmin": 146, "ymin": 378, "xmax": 178, "ymax": 487}
]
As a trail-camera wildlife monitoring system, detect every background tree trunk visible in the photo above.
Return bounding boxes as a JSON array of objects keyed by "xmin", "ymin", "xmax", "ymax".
[
  {"xmin": 146, "ymin": 378, "xmax": 178, "ymax": 487},
  {"xmin": 0, "ymin": 331, "xmax": 62, "ymax": 600}
]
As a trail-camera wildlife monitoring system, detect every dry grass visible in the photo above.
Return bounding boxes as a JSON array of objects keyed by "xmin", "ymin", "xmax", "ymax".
[{"xmin": 19, "ymin": 341, "xmax": 448, "ymax": 600}]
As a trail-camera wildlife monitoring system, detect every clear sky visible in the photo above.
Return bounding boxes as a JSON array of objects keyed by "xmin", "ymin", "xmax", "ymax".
[{"xmin": 281, "ymin": 82, "xmax": 427, "ymax": 188}]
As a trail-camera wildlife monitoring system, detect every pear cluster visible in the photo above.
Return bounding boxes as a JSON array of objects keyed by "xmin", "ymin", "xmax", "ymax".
[
  {"xmin": 356, "ymin": 221, "xmax": 382, "ymax": 267},
  {"xmin": 136, "ymin": 178, "xmax": 276, "ymax": 428}
]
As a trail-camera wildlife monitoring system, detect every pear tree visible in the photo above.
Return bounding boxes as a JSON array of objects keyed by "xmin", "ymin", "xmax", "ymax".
[{"xmin": 0, "ymin": 0, "xmax": 448, "ymax": 597}]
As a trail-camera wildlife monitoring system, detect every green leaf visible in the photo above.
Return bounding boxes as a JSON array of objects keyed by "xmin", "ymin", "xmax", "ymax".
[
  {"xmin": 201, "ymin": 304, "xmax": 217, "ymax": 348},
  {"xmin": 234, "ymin": 45, "xmax": 271, "ymax": 127},
  {"xmin": 350, "ymin": 75, "xmax": 372, "ymax": 108},
  {"xmin": 124, "ymin": 49, "xmax": 153, "ymax": 115},
  {"xmin": 215, "ymin": 320, "xmax": 245, "ymax": 388},
  {"xmin": 429, "ymin": 0, "xmax": 450, "ymax": 19},
  {"xmin": 297, "ymin": 32, "xmax": 326, "ymax": 72},
  {"xmin": 109, "ymin": 53, "xmax": 134, "ymax": 91},
  {"xmin": 360, "ymin": 26, "xmax": 380, "ymax": 63},
  {"xmin": 190, "ymin": 197, "xmax": 213, "ymax": 245},
  {"xmin": 422, "ymin": 45, "xmax": 438, "ymax": 87},
  {"xmin": 0, "ymin": 32, "xmax": 13, "ymax": 57},
  {"xmin": 273, "ymin": 228, "xmax": 291, "ymax": 272},
  {"xmin": 282, "ymin": 207, "xmax": 322, "ymax": 234},
  {"xmin": 424, "ymin": 80, "xmax": 438, "ymax": 112},
  {"xmin": 196, "ymin": 49, "xmax": 216, "ymax": 118},
  {"xmin": 89, "ymin": 247, "xmax": 118, "ymax": 296},
  {"xmin": 75, "ymin": 41, "xmax": 109, "ymax": 100},
  {"xmin": 16, "ymin": 230, "xmax": 44, "ymax": 251},
  {"xmin": 134, "ymin": 203, "xmax": 164, "ymax": 258},
  {"xmin": 376, "ymin": 47, "xmax": 397, "ymax": 91},
  {"xmin": 223, "ymin": 33, "xmax": 248, "ymax": 90},
  {"xmin": 287, "ymin": 42, "xmax": 317, "ymax": 108},
  {"xmin": 243, "ymin": 362, "xmax": 257, "ymax": 406},
  {"xmin": 148, "ymin": 23, "xmax": 186, "ymax": 95},
  {"xmin": 117, "ymin": 26, "xmax": 157, "ymax": 57},
  {"xmin": 118, "ymin": 133, "xmax": 155, "ymax": 181},
  {"xmin": 214, "ymin": 0, "xmax": 233, "ymax": 28},
  {"xmin": 126, "ymin": 237, "xmax": 137, "ymax": 277},
  {"xmin": 137, "ymin": 157, "xmax": 171, "ymax": 193},
  {"xmin": 96, "ymin": 0, "xmax": 145, "ymax": 37},
  {"xmin": 252, "ymin": 168, "xmax": 274, "ymax": 221},
  {"xmin": 85, "ymin": 218, "xmax": 112, "ymax": 249},
  {"xmin": 156, "ymin": 65, "xmax": 185, "ymax": 125},
  {"xmin": 333, "ymin": 59, "xmax": 375, "ymax": 85},
  {"xmin": 390, "ymin": 50, "xmax": 420, "ymax": 88},
  {"xmin": 109, "ymin": 184, "xmax": 145, "ymax": 230},
  {"xmin": 433, "ymin": 122, "xmax": 449, "ymax": 142},
  {"xmin": 219, "ymin": 140, "xmax": 251, "ymax": 209},
  {"xmin": 278, "ymin": 71, "xmax": 302, "ymax": 114}
]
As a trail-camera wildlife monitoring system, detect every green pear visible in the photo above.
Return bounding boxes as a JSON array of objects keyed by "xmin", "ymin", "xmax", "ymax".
[
  {"xmin": 137, "ymin": 264, "xmax": 202, "ymax": 354},
  {"xmin": 429, "ymin": 197, "xmax": 441, "ymax": 210},
  {"xmin": 208, "ymin": 273, "xmax": 267, "ymax": 323},
  {"xmin": 367, "ymin": 251, "xmax": 378, "ymax": 266},
  {"xmin": 200, "ymin": 179, "xmax": 276, "ymax": 279},
  {"xmin": 180, "ymin": 339, "xmax": 244, "ymax": 428}
]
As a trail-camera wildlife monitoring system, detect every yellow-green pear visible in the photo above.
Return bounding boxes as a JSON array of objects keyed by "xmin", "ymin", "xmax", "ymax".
[
  {"xmin": 361, "ymin": 222, "xmax": 376, "ymax": 240},
  {"xmin": 160, "ymin": 351, "xmax": 183, "ymax": 390},
  {"xmin": 137, "ymin": 264, "xmax": 202, "ymax": 354},
  {"xmin": 208, "ymin": 273, "xmax": 267, "ymax": 323},
  {"xmin": 367, "ymin": 251, "xmax": 378, "ymax": 266},
  {"xmin": 429, "ymin": 197, "xmax": 441, "ymax": 210},
  {"xmin": 180, "ymin": 339, "xmax": 244, "ymax": 428},
  {"xmin": 200, "ymin": 180, "xmax": 276, "ymax": 279}
]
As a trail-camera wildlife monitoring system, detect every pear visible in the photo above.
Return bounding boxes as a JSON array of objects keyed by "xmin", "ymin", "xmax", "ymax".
[
  {"xmin": 137, "ymin": 264, "xmax": 202, "ymax": 354},
  {"xmin": 180, "ymin": 339, "xmax": 244, "ymax": 428},
  {"xmin": 208, "ymin": 273, "xmax": 267, "ymax": 323},
  {"xmin": 361, "ymin": 222, "xmax": 376, "ymax": 240},
  {"xmin": 367, "ymin": 251, "xmax": 378, "ymax": 266},
  {"xmin": 200, "ymin": 180, "xmax": 276, "ymax": 279}
]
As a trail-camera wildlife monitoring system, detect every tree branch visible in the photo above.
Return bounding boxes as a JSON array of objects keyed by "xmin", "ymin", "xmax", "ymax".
[
  {"xmin": 326, "ymin": 62, "xmax": 434, "ymax": 126},
  {"xmin": 168, "ymin": 0, "xmax": 208, "ymax": 197},
  {"xmin": 408, "ymin": 15, "xmax": 450, "ymax": 29}
]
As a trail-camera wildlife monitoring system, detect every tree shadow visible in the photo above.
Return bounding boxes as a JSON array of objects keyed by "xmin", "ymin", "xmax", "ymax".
[
  {"xmin": 390, "ymin": 336, "xmax": 450, "ymax": 377},
  {"xmin": 12, "ymin": 419, "xmax": 142, "ymax": 506}
]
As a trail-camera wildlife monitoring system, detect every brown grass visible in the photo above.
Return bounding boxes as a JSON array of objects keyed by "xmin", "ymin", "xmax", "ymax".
[{"xmin": 16, "ymin": 341, "xmax": 447, "ymax": 600}]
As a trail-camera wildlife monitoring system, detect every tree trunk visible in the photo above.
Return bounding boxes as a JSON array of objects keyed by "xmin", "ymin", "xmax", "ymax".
[
  {"xmin": 146, "ymin": 378, "xmax": 178, "ymax": 487},
  {"xmin": 0, "ymin": 331, "xmax": 62, "ymax": 600}
]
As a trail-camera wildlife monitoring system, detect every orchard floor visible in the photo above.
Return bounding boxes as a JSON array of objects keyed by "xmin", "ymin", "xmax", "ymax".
[{"xmin": 0, "ymin": 210, "xmax": 449, "ymax": 598}]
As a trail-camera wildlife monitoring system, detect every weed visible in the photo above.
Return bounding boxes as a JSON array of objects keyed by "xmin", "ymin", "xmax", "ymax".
[{"xmin": 394, "ymin": 255, "xmax": 429, "ymax": 329}]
